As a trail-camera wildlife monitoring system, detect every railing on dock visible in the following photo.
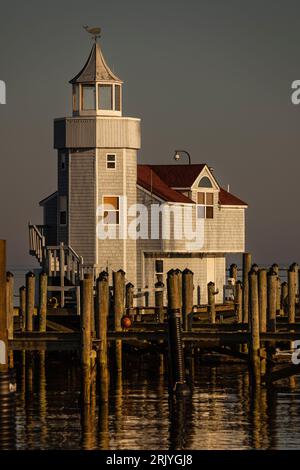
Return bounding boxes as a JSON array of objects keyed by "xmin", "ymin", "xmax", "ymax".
[{"xmin": 28, "ymin": 224, "xmax": 46, "ymax": 264}]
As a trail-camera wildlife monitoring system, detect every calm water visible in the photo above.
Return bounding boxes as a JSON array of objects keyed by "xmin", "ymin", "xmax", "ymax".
[{"xmin": 6, "ymin": 352, "xmax": 300, "ymax": 450}]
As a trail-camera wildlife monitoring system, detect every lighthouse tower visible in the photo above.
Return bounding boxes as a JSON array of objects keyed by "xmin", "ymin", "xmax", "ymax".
[{"xmin": 53, "ymin": 37, "xmax": 141, "ymax": 282}]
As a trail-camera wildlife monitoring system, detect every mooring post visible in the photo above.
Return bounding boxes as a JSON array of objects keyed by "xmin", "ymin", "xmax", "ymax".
[
  {"xmin": 113, "ymin": 270, "xmax": 125, "ymax": 372},
  {"xmin": 125, "ymin": 282, "xmax": 134, "ymax": 315},
  {"xmin": 6, "ymin": 272, "xmax": 14, "ymax": 340},
  {"xmin": 0, "ymin": 241, "xmax": 8, "ymax": 373},
  {"xmin": 234, "ymin": 280, "xmax": 243, "ymax": 323},
  {"xmin": 81, "ymin": 273, "xmax": 93, "ymax": 404},
  {"xmin": 95, "ymin": 271, "xmax": 109, "ymax": 402},
  {"xmin": 38, "ymin": 272, "xmax": 47, "ymax": 333},
  {"xmin": 19, "ymin": 286, "xmax": 26, "ymax": 332},
  {"xmin": 182, "ymin": 269, "xmax": 193, "ymax": 331},
  {"xmin": 281, "ymin": 281, "xmax": 288, "ymax": 316},
  {"xmin": 249, "ymin": 268, "xmax": 261, "ymax": 386},
  {"xmin": 288, "ymin": 265, "xmax": 297, "ymax": 324},
  {"xmin": 25, "ymin": 272, "xmax": 35, "ymax": 332},
  {"xmin": 242, "ymin": 253, "xmax": 252, "ymax": 324},
  {"xmin": 258, "ymin": 269, "xmax": 267, "ymax": 333},
  {"xmin": 155, "ymin": 281, "xmax": 165, "ymax": 323},
  {"xmin": 59, "ymin": 242, "xmax": 65, "ymax": 308},
  {"xmin": 207, "ymin": 281, "xmax": 216, "ymax": 324},
  {"xmin": 267, "ymin": 268, "xmax": 277, "ymax": 332},
  {"xmin": 167, "ymin": 269, "xmax": 190, "ymax": 396},
  {"xmin": 229, "ymin": 263, "xmax": 238, "ymax": 282}
]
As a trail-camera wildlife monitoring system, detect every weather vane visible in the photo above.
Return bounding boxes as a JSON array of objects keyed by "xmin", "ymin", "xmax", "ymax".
[{"xmin": 83, "ymin": 25, "xmax": 101, "ymax": 42}]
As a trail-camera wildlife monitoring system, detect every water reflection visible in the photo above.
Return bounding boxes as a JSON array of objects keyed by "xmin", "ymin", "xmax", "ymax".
[{"xmin": 9, "ymin": 351, "xmax": 300, "ymax": 449}]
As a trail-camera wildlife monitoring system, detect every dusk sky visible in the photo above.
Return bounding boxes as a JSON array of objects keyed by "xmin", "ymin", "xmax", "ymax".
[{"xmin": 1, "ymin": 0, "xmax": 300, "ymax": 268}]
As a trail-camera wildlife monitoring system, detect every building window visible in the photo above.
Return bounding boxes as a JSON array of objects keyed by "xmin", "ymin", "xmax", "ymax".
[
  {"xmin": 61, "ymin": 153, "xmax": 66, "ymax": 170},
  {"xmin": 197, "ymin": 192, "xmax": 214, "ymax": 219},
  {"xmin": 155, "ymin": 260, "xmax": 164, "ymax": 275},
  {"xmin": 72, "ymin": 85, "xmax": 79, "ymax": 111},
  {"xmin": 103, "ymin": 196, "xmax": 119, "ymax": 224},
  {"xmin": 115, "ymin": 84, "xmax": 121, "ymax": 111},
  {"xmin": 98, "ymin": 84, "xmax": 113, "ymax": 110},
  {"xmin": 198, "ymin": 176, "xmax": 213, "ymax": 188},
  {"xmin": 59, "ymin": 196, "xmax": 67, "ymax": 226},
  {"xmin": 82, "ymin": 84, "xmax": 96, "ymax": 110},
  {"xmin": 106, "ymin": 154, "xmax": 116, "ymax": 169}
]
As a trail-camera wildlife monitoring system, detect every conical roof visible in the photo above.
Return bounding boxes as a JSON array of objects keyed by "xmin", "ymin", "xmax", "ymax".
[{"xmin": 69, "ymin": 42, "xmax": 122, "ymax": 84}]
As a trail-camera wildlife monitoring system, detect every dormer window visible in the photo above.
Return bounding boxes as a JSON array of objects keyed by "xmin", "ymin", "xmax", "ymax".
[
  {"xmin": 197, "ymin": 192, "xmax": 214, "ymax": 219},
  {"xmin": 82, "ymin": 84, "xmax": 96, "ymax": 110},
  {"xmin": 198, "ymin": 176, "xmax": 213, "ymax": 188}
]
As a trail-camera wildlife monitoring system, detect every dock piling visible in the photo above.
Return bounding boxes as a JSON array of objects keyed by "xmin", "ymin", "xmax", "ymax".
[
  {"xmin": 95, "ymin": 271, "xmax": 109, "ymax": 402},
  {"xmin": 182, "ymin": 269, "xmax": 193, "ymax": 331},
  {"xmin": 6, "ymin": 272, "xmax": 14, "ymax": 340},
  {"xmin": 25, "ymin": 272, "xmax": 35, "ymax": 332},
  {"xmin": 38, "ymin": 272, "xmax": 47, "ymax": 333}
]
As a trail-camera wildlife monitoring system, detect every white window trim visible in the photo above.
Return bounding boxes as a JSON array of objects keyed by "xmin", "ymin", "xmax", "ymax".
[
  {"xmin": 102, "ymin": 195, "xmax": 120, "ymax": 226},
  {"xmin": 106, "ymin": 153, "xmax": 117, "ymax": 170},
  {"xmin": 197, "ymin": 190, "xmax": 214, "ymax": 219}
]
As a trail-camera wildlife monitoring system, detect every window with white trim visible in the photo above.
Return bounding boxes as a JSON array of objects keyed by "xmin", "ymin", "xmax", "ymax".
[
  {"xmin": 197, "ymin": 192, "xmax": 214, "ymax": 219},
  {"xmin": 106, "ymin": 154, "xmax": 116, "ymax": 169},
  {"xmin": 103, "ymin": 196, "xmax": 119, "ymax": 225}
]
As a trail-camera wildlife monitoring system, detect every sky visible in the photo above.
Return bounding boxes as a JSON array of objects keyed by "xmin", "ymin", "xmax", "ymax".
[{"xmin": 0, "ymin": 0, "xmax": 300, "ymax": 269}]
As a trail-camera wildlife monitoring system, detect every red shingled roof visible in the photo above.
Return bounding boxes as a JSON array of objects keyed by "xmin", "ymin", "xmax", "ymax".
[{"xmin": 137, "ymin": 165, "xmax": 247, "ymax": 206}]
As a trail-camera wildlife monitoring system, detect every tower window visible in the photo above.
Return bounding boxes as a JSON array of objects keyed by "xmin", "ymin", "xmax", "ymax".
[
  {"xmin": 106, "ymin": 154, "xmax": 116, "ymax": 169},
  {"xmin": 103, "ymin": 196, "xmax": 119, "ymax": 224},
  {"xmin": 72, "ymin": 85, "xmax": 79, "ymax": 111},
  {"xmin": 197, "ymin": 192, "xmax": 214, "ymax": 219},
  {"xmin": 98, "ymin": 84, "xmax": 113, "ymax": 110},
  {"xmin": 155, "ymin": 260, "xmax": 164, "ymax": 275},
  {"xmin": 59, "ymin": 196, "xmax": 67, "ymax": 226},
  {"xmin": 115, "ymin": 85, "xmax": 121, "ymax": 111},
  {"xmin": 82, "ymin": 85, "xmax": 96, "ymax": 110},
  {"xmin": 61, "ymin": 153, "xmax": 66, "ymax": 170}
]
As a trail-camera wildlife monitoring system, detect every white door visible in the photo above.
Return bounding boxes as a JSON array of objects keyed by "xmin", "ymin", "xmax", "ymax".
[{"xmin": 207, "ymin": 257, "xmax": 215, "ymax": 284}]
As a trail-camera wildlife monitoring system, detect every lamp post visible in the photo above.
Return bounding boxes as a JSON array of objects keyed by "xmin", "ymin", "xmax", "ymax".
[{"xmin": 174, "ymin": 150, "xmax": 192, "ymax": 165}]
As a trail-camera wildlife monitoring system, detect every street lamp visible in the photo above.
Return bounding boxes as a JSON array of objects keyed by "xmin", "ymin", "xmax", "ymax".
[{"xmin": 173, "ymin": 150, "xmax": 192, "ymax": 165}]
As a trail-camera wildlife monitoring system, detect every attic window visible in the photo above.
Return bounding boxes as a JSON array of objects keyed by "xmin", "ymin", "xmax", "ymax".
[
  {"xmin": 198, "ymin": 176, "xmax": 212, "ymax": 188},
  {"xmin": 106, "ymin": 154, "xmax": 116, "ymax": 169}
]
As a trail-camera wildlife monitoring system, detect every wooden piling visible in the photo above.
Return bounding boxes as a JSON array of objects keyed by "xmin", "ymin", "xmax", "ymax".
[
  {"xmin": 267, "ymin": 268, "xmax": 277, "ymax": 332},
  {"xmin": 234, "ymin": 280, "xmax": 242, "ymax": 323},
  {"xmin": 288, "ymin": 265, "xmax": 297, "ymax": 324},
  {"xmin": 6, "ymin": 272, "xmax": 14, "ymax": 340},
  {"xmin": 182, "ymin": 269, "xmax": 193, "ymax": 331},
  {"xmin": 81, "ymin": 273, "xmax": 93, "ymax": 404},
  {"xmin": 25, "ymin": 272, "xmax": 35, "ymax": 332},
  {"xmin": 281, "ymin": 281, "xmax": 288, "ymax": 316},
  {"xmin": 59, "ymin": 242, "xmax": 65, "ymax": 308},
  {"xmin": 19, "ymin": 286, "xmax": 26, "ymax": 332},
  {"xmin": 207, "ymin": 282, "xmax": 216, "ymax": 324},
  {"xmin": 113, "ymin": 270, "xmax": 125, "ymax": 372},
  {"xmin": 229, "ymin": 263, "xmax": 238, "ymax": 282},
  {"xmin": 242, "ymin": 253, "xmax": 252, "ymax": 323},
  {"xmin": 155, "ymin": 281, "xmax": 165, "ymax": 324},
  {"xmin": 0, "ymin": 241, "xmax": 8, "ymax": 372},
  {"xmin": 95, "ymin": 271, "xmax": 109, "ymax": 402},
  {"xmin": 258, "ymin": 269, "xmax": 267, "ymax": 333},
  {"xmin": 249, "ymin": 269, "xmax": 261, "ymax": 386},
  {"xmin": 125, "ymin": 282, "xmax": 134, "ymax": 313},
  {"xmin": 38, "ymin": 272, "xmax": 47, "ymax": 333}
]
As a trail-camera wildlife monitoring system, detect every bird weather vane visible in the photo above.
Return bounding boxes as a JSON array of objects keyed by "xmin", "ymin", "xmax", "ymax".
[{"xmin": 83, "ymin": 25, "xmax": 101, "ymax": 42}]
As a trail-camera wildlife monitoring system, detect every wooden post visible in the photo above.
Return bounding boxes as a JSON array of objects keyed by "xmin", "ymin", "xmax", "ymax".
[
  {"xmin": 276, "ymin": 278, "xmax": 281, "ymax": 316},
  {"xmin": 267, "ymin": 268, "xmax": 277, "ymax": 332},
  {"xmin": 38, "ymin": 272, "xmax": 47, "ymax": 332},
  {"xmin": 95, "ymin": 271, "xmax": 109, "ymax": 402},
  {"xmin": 234, "ymin": 280, "xmax": 243, "ymax": 323},
  {"xmin": 249, "ymin": 269, "xmax": 261, "ymax": 386},
  {"xmin": 25, "ymin": 272, "xmax": 35, "ymax": 332},
  {"xmin": 288, "ymin": 265, "xmax": 297, "ymax": 324},
  {"xmin": 167, "ymin": 269, "xmax": 190, "ymax": 396},
  {"xmin": 125, "ymin": 282, "xmax": 134, "ymax": 314},
  {"xmin": 60, "ymin": 242, "xmax": 65, "ymax": 308},
  {"xmin": 281, "ymin": 281, "xmax": 288, "ymax": 316},
  {"xmin": 155, "ymin": 281, "xmax": 164, "ymax": 323},
  {"xmin": 242, "ymin": 253, "xmax": 252, "ymax": 323},
  {"xmin": 81, "ymin": 273, "xmax": 93, "ymax": 404},
  {"xmin": 182, "ymin": 269, "xmax": 193, "ymax": 331},
  {"xmin": 207, "ymin": 281, "xmax": 216, "ymax": 324},
  {"xmin": 19, "ymin": 286, "xmax": 26, "ymax": 332},
  {"xmin": 0, "ymin": 241, "xmax": 8, "ymax": 372},
  {"xmin": 251, "ymin": 264, "xmax": 259, "ymax": 273},
  {"xmin": 113, "ymin": 270, "xmax": 125, "ymax": 372},
  {"xmin": 258, "ymin": 269, "xmax": 267, "ymax": 333},
  {"xmin": 6, "ymin": 272, "xmax": 14, "ymax": 340},
  {"xmin": 229, "ymin": 264, "xmax": 238, "ymax": 282}
]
